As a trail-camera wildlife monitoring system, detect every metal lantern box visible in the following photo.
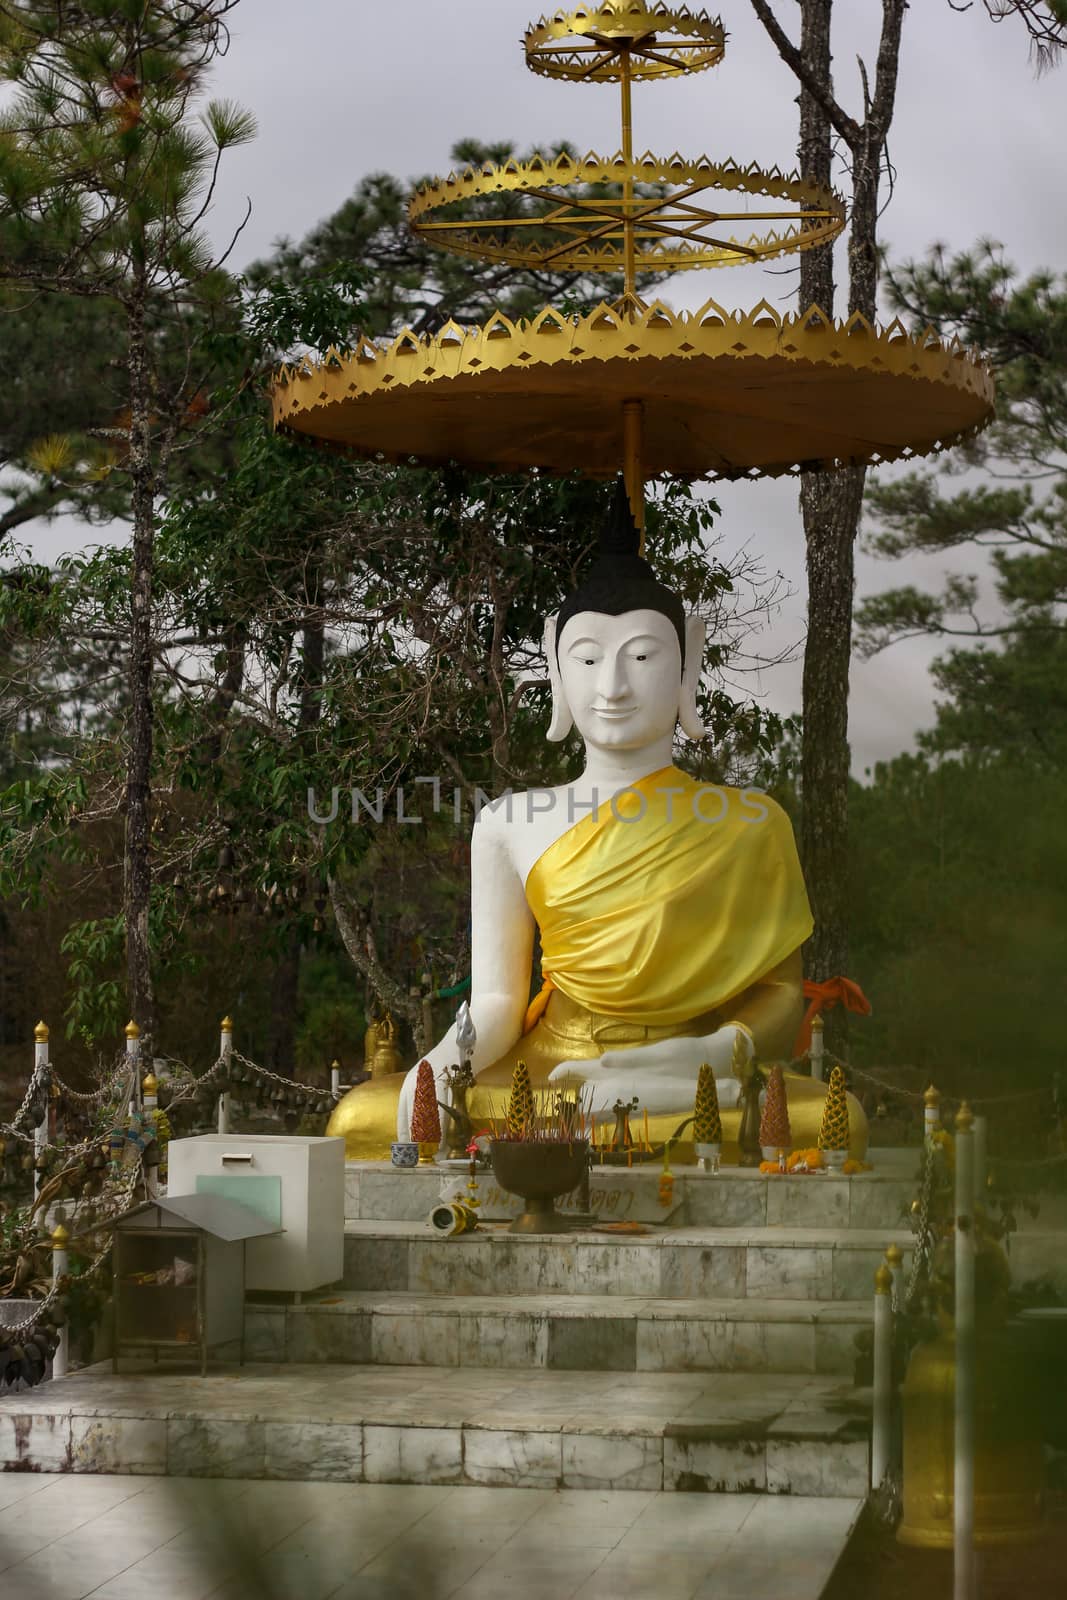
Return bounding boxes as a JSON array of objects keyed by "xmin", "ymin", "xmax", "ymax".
[
  {"xmin": 112, "ymin": 1194, "xmax": 280, "ymax": 1375},
  {"xmin": 165, "ymin": 1133, "xmax": 345, "ymax": 1293}
]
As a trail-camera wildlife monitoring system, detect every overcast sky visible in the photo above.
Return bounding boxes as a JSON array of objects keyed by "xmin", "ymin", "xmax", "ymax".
[{"xmin": 21, "ymin": 2, "xmax": 1067, "ymax": 774}]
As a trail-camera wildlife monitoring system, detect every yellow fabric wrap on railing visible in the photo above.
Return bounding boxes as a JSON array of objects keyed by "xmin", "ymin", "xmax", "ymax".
[{"xmin": 524, "ymin": 767, "xmax": 812, "ymax": 1028}]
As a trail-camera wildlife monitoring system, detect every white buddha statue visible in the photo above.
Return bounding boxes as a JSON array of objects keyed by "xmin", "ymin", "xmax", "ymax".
[{"xmin": 329, "ymin": 484, "xmax": 866, "ymax": 1159}]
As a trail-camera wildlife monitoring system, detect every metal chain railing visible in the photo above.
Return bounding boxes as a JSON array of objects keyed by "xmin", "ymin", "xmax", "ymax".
[
  {"xmin": 835, "ymin": 1058, "xmax": 1053, "ymax": 1110},
  {"xmin": 51, "ymin": 1059, "xmax": 131, "ymax": 1108},
  {"xmin": 0, "ymin": 1061, "xmax": 50, "ymax": 1142},
  {"xmin": 905, "ymin": 1142, "xmax": 938, "ymax": 1312}
]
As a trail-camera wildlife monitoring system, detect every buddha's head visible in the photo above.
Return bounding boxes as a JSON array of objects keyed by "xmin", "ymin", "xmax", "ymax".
[{"xmin": 544, "ymin": 481, "xmax": 706, "ymax": 747}]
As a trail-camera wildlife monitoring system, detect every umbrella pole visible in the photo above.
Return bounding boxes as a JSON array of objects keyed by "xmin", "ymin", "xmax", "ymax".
[{"xmin": 623, "ymin": 396, "xmax": 646, "ymax": 553}]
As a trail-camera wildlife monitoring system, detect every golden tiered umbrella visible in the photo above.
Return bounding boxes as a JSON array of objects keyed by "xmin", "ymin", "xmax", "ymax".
[{"xmin": 272, "ymin": 3, "xmax": 994, "ymax": 540}]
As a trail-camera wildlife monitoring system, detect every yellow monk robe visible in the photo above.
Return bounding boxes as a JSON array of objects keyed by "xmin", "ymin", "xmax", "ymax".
[
  {"xmin": 522, "ymin": 766, "xmax": 813, "ymax": 1030},
  {"xmin": 325, "ymin": 765, "xmax": 868, "ymax": 1158}
]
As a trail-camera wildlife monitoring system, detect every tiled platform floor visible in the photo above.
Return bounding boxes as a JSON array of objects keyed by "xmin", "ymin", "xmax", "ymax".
[
  {"xmin": 0, "ymin": 1471, "xmax": 863, "ymax": 1600},
  {"xmin": 0, "ymin": 1364, "xmax": 870, "ymax": 1496}
]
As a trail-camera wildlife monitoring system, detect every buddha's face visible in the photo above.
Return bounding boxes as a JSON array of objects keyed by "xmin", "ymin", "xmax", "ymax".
[{"xmin": 556, "ymin": 609, "xmax": 682, "ymax": 750}]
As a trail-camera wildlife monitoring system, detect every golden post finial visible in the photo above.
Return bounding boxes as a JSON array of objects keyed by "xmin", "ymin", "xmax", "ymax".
[
  {"xmin": 220, "ymin": 1015, "xmax": 234, "ymax": 1033},
  {"xmin": 956, "ymin": 1100, "xmax": 975, "ymax": 1132},
  {"xmin": 923, "ymin": 1084, "xmax": 941, "ymax": 1108},
  {"xmin": 124, "ymin": 1020, "xmax": 141, "ymax": 1040},
  {"xmin": 142, "ymin": 1071, "xmax": 158, "ymax": 1095},
  {"xmin": 885, "ymin": 1243, "xmax": 903, "ymax": 1267},
  {"xmin": 874, "ymin": 1263, "xmax": 892, "ymax": 1295},
  {"xmin": 34, "ymin": 1020, "xmax": 49, "ymax": 1043},
  {"xmin": 51, "ymin": 1222, "xmax": 70, "ymax": 1248},
  {"xmin": 331, "ymin": 1058, "xmax": 341, "ymax": 1070}
]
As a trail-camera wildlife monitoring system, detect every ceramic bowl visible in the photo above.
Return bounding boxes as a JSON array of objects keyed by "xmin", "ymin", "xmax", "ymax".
[{"xmin": 390, "ymin": 1141, "xmax": 419, "ymax": 1169}]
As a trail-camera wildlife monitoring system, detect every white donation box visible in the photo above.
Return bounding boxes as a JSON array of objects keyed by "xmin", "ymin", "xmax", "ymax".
[{"xmin": 166, "ymin": 1134, "xmax": 344, "ymax": 1293}]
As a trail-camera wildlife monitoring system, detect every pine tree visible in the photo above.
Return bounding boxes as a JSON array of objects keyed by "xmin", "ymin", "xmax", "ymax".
[
  {"xmin": 410, "ymin": 1059, "xmax": 441, "ymax": 1144},
  {"xmin": 0, "ymin": 1, "xmax": 255, "ymax": 1047},
  {"xmin": 693, "ymin": 1063, "xmax": 722, "ymax": 1146},
  {"xmin": 818, "ymin": 1064, "xmax": 850, "ymax": 1151},
  {"xmin": 760, "ymin": 1064, "xmax": 792, "ymax": 1151},
  {"xmin": 506, "ymin": 1058, "xmax": 535, "ymax": 1139}
]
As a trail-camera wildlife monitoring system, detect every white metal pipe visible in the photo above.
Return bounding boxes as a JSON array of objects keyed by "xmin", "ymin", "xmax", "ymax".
[
  {"xmin": 954, "ymin": 1105, "xmax": 977, "ymax": 1600},
  {"xmin": 331, "ymin": 1062, "xmax": 341, "ymax": 1098},
  {"xmin": 872, "ymin": 1264, "xmax": 893, "ymax": 1489}
]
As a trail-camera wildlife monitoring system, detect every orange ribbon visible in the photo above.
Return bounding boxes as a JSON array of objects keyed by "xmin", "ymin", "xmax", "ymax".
[
  {"xmin": 794, "ymin": 976, "xmax": 871, "ymax": 1056},
  {"xmin": 523, "ymin": 975, "xmax": 556, "ymax": 1034}
]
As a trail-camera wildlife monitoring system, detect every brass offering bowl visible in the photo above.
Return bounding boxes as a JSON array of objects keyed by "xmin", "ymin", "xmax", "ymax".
[{"xmin": 490, "ymin": 1139, "xmax": 589, "ymax": 1234}]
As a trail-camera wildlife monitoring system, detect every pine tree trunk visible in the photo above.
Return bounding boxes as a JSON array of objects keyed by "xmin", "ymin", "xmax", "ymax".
[
  {"xmin": 795, "ymin": 0, "xmax": 853, "ymax": 1019},
  {"xmin": 124, "ymin": 284, "xmax": 156, "ymax": 1049},
  {"xmin": 788, "ymin": 0, "xmax": 905, "ymax": 1053}
]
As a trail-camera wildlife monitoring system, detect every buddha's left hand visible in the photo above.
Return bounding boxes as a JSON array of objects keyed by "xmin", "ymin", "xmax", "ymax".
[{"xmin": 547, "ymin": 1028, "xmax": 748, "ymax": 1116}]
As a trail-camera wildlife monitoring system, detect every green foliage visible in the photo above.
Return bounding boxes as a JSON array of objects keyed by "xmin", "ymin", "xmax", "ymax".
[
  {"xmin": 849, "ymin": 752, "xmax": 1067, "ymax": 1080},
  {"xmin": 855, "ymin": 242, "xmax": 1067, "ymax": 776}
]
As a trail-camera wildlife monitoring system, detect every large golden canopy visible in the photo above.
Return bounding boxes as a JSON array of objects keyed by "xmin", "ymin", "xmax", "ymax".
[
  {"xmin": 273, "ymin": 298, "xmax": 994, "ymax": 481},
  {"xmin": 272, "ymin": 3, "xmax": 994, "ymax": 502}
]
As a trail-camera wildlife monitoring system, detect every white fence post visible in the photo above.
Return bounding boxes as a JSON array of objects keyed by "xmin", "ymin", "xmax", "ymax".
[
  {"xmin": 872, "ymin": 1262, "xmax": 893, "ymax": 1489},
  {"xmin": 51, "ymin": 1222, "xmax": 69, "ymax": 1380},
  {"xmin": 972, "ymin": 1114, "xmax": 987, "ymax": 1209},
  {"xmin": 954, "ymin": 1102, "xmax": 977, "ymax": 1600},
  {"xmin": 142, "ymin": 1071, "xmax": 160, "ymax": 1198},
  {"xmin": 33, "ymin": 1021, "xmax": 50, "ymax": 1200},
  {"xmin": 885, "ymin": 1241, "xmax": 904, "ymax": 1314},
  {"xmin": 810, "ymin": 1013, "xmax": 824, "ymax": 1082},
  {"xmin": 924, "ymin": 1083, "xmax": 941, "ymax": 1143},
  {"xmin": 331, "ymin": 1059, "xmax": 341, "ymax": 1098},
  {"xmin": 125, "ymin": 1021, "xmax": 141, "ymax": 1111},
  {"xmin": 218, "ymin": 1016, "xmax": 233, "ymax": 1135}
]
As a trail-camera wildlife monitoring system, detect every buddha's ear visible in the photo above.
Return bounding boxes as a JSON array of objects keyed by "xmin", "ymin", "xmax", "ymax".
[
  {"xmin": 543, "ymin": 613, "xmax": 574, "ymax": 742},
  {"xmin": 678, "ymin": 614, "xmax": 708, "ymax": 740}
]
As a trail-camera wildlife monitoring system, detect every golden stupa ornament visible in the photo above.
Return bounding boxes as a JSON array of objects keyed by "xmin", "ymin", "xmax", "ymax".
[{"xmin": 272, "ymin": 2, "xmax": 993, "ymax": 534}]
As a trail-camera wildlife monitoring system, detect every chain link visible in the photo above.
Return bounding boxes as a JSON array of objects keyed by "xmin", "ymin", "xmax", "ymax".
[{"xmin": 0, "ymin": 1061, "xmax": 50, "ymax": 1142}]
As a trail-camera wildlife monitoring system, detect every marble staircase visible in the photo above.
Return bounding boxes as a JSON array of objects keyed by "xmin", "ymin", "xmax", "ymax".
[
  {"xmin": 243, "ymin": 1164, "xmax": 914, "ymax": 1386},
  {"xmin": 0, "ymin": 1162, "xmax": 912, "ymax": 1495}
]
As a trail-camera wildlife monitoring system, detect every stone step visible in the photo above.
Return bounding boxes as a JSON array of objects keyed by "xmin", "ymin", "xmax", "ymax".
[
  {"xmin": 247, "ymin": 1290, "xmax": 870, "ymax": 1376},
  {"xmin": 0, "ymin": 1362, "xmax": 871, "ymax": 1497},
  {"xmin": 342, "ymin": 1220, "xmax": 913, "ymax": 1302},
  {"xmin": 345, "ymin": 1159, "xmax": 916, "ymax": 1231}
]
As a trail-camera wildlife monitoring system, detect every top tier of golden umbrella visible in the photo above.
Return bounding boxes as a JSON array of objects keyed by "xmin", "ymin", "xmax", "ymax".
[{"xmin": 272, "ymin": 3, "xmax": 994, "ymax": 543}]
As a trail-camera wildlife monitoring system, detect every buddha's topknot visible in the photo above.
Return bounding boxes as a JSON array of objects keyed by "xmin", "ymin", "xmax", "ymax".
[{"xmin": 555, "ymin": 479, "xmax": 686, "ymax": 664}]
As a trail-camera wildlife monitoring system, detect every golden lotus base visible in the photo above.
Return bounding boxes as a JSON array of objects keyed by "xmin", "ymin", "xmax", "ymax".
[{"xmin": 327, "ymin": 1071, "xmax": 868, "ymax": 1164}]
